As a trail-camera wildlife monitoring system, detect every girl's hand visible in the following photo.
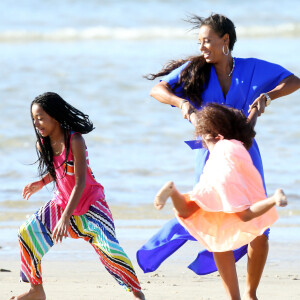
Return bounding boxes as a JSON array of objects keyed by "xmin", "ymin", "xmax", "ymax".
[
  {"xmin": 189, "ymin": 110, "xmax": 198, "ymax": 127},
  {"xmin": 52, "ymin": 214, "xmax": 70, "ymax": 243},
  {"xmin": 51, "ymin": 133, "xmax": 86, "ymax": 244},
  {"xmin": 22, "ymin": 180, "xmax": 44, "ymax": 200},
  {"xmin": 248, "ymin": 94, "xmax": 267, "ymax": 116}
]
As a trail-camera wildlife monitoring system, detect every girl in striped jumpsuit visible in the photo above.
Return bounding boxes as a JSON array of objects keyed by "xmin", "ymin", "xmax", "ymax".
[{"xmin": 11, "ymin": 92, "xmax": 145, "ymax": 300}]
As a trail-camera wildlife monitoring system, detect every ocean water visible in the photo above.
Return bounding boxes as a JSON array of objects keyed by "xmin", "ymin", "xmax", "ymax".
[{"xmin": 0, "ymin": 0, "xmax": 299, "ymax": 250}]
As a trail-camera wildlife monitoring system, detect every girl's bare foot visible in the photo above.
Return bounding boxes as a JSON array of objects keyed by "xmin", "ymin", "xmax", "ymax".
[
  {"xmin": 10, "ymin": 284, "xmax": 46, "ymax": 300},
  {"xmin": 132, "ymin": 290, "xmax": 145, "ymax": 299},
  {"xmin": 274, "ymin": 188, "xmax": 287, "ymax": 207},
  {"xmin": 154, "ymin": 181, "xmax": 174, "ymax": 210}
]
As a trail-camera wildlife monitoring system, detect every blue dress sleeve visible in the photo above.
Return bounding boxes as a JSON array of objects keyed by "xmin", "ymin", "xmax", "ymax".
[
  {"xmin": 221, "ymin": 58, "xmax": 293, "ymax": 113},
  {"xmin": 249, "ymin": 58, "xmax": 293, "ymax": 95},
  {"xmin": 161, "ymin": 61, "xmax": 190, "ymax": 98}
]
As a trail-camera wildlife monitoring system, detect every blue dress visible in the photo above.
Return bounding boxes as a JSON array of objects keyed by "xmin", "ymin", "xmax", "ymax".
[{"xmin": 137, "ymin": 57, "xmax": 292, "ymax": 275}]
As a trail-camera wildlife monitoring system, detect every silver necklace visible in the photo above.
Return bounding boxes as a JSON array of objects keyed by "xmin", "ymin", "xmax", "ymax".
[{"xmin": 228, "ymin": 58, "xmax": 235, "ymax": 77}]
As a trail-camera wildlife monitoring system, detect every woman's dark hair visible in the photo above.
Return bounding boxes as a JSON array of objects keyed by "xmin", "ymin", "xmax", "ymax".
[
  {"xmin": 31, "ymin": 92, "xmax": 94, "ymax": 182},
  {"xmin": 195, "ymin": 103, "xmax": 255, "ymax": 150},
  {"xmin": 146, "ymin": 13, "xmax": 236, "ymax": 108},
  {"xmin": 189, "ymin": 14, "xmax": 236, "ymax": 51}
]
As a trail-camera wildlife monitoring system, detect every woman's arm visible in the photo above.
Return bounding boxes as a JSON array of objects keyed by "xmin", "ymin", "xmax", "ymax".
[
  {"xmin": 150, "ymin": 81, "xmax": 196, "ymax": 123},
  {"xmin": 249, "ymin": 74, "xmax": 300, "ymax": 115},
  {"xmin": 268, "ymin": 74, "xmax": 300, "ymax": 99},
  {"xmin": 52, "ymin": 133, "xmax": 87, "ymax": 243},
  {"xmin": 150, "ymin": 81, "xmax": 185, "ymax": 107}
]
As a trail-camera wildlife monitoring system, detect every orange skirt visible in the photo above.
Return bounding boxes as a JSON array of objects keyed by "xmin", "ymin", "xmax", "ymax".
[{"xmin": 176, "ymin": 140, "xmax": 278, "ymax": 252}]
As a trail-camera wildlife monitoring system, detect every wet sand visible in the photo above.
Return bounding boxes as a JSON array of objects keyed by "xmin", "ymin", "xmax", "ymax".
[
  {"xmin": 1, "ymin": 202, "xmax": 300, "ymax": 299},
  {"xmin": 1, "ymin": 233, "xmax": 300, "ymax": 300}
]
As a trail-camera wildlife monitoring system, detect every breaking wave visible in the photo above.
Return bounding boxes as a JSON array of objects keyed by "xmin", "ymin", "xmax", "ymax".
[{"xmin": 1, "ymin": 23, "xmax": 300, "ymax": 42}]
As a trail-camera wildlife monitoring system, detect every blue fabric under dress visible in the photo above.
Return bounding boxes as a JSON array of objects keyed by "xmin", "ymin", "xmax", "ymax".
[{"xmin": 137, "ymin": 58, "xmax": 292, "ymax": 275}]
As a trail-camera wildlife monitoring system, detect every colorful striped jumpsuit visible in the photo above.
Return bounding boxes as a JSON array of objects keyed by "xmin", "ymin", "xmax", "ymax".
[{"xmin": 18, "ymin": 132, "xmax": 141, "ymax": 292}]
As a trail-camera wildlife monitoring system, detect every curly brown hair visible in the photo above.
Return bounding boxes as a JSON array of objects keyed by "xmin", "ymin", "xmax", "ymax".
[{"xmin": 195, "ymin": 103, "xmax": 256, "ymax": 150}]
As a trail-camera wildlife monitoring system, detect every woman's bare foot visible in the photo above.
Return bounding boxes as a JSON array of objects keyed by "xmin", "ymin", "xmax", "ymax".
[
  {"xmin": 10, "ymin": 284, "xmax": 46, "ymax": 300},
  {"xmin": 132, "ymin": 290, "xmax": 145, "ymax": 299},
  {"xmin": 274, "ymin": 188, "xmax": 287, "ymax": 207},
  {"xmin": 154, "ymin": 181, "xmax": 174, "ymax": 210}
]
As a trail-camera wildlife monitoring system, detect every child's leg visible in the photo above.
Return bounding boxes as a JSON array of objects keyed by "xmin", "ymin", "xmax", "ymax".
[
  {"xmin": 13, "ymin": 200, "xmax": 60, "ymax": 300},
  {"xmin": 154, "ymin": 181, "xmax": 199, "ymax": 218},
  {"xmin": 71, "ymin": 199, "xmax": 144, "ymax": 299},
  {"xmin": 213, "ymin": 251, "xmax": 241, "ymax": 300},
  {"xmin": 242, "ymin": 234, "xmax": 269, "ymax": 300},
  {"xmin": 236, "ymin": 189, "xmax": 287, "ymax": 222}
]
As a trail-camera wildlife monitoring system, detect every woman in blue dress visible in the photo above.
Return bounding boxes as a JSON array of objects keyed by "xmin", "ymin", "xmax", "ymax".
[{"xmin": 137, "ymin": 13, "xmax": 300, "ymax": 299}]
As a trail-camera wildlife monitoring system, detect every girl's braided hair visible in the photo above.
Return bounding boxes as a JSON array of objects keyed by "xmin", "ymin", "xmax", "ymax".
[{"xmin": 31, "ymin": 92, "xmax": 94, "ymax": 182}]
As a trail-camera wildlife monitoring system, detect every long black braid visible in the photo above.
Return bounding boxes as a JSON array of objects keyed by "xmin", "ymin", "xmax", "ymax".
[{"xmin": 31, "ymin": 92, "xmax": 94, "ymax": 182}]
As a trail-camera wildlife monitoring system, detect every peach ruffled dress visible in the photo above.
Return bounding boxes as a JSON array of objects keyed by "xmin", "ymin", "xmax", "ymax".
[{"xmin": 176, "ymin": 139, "xmax": 278, "ymax": 252}]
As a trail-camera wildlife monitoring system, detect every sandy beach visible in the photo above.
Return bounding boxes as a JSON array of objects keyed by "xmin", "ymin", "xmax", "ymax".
[
  {"xmin": 1, "ymin": 227, "xmax": 300, "ymax": 300},
  {"xmin": 1, "ymin": 0, "xmax": 300, "ymax": 299}
]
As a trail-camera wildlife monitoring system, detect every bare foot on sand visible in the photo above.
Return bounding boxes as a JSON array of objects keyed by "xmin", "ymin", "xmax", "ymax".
[
  {"xmin": 132, "ymin": 290, "xmax": 146, "ymax": 299},
  {"xmin": 242, "ymin": 293, "xmax": 258, "ymax": 300},
  {"xmin": 154, "ymin": 181, "xmax": 174, "ymax": 210},
  {"xmin": 10, "ymin": 284, "xmax": 46, "ymax": 300},
  {"xmin": 274, "ymin": 188, "xmax": 288, "ymax": 207}
]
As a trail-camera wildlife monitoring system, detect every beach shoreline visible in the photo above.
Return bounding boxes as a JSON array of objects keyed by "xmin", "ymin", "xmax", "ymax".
[
  {"xmin": 1, "ymin": 0, "xmax": 300, "ymax": 299},
  {"xmin": 1, "ymin": 226, "xmax": 300, "ymax": 300}
]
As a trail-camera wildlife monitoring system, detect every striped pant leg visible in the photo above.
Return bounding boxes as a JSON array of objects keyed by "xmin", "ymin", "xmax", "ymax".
[
  {"xmin": 69, "ymin": 199, "xmax": 141, "ymax": 292},
  {"xmin": 18, "ymin": 200, "xmax": 62, "ymax": 284}
]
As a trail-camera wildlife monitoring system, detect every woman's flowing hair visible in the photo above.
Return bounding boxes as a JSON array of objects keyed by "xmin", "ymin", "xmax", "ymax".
[
  {"xmin": 145, "ymin": 13, "xmax": 236, "ymax": 108},
  {"xmin": 195, "ymin": 103, "xmax": 256, "ymax": 150},
  {"xmin": 146, "ymin": 55, "xmax": 211, "ymax": 108},
  {"xmin": 31, "ymin": 92, "xmax": 94, "ymax": 182}
]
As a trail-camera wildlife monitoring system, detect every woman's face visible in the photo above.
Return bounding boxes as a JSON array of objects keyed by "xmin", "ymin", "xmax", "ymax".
[{"xmin": 198, "ymin": 25, "xmax": 227, "ymax": 64}]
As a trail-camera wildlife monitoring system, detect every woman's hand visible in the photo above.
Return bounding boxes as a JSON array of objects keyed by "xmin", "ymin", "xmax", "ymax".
[
  {"xmin": 181, "ymin": 101, "xmax": 197, "ymax": 122},
  {"xmin": 52, "ymin": 214, "xmax": 70, "ymax": 243},
  {"xmin": 22, "ymin": 180, "xmax": 44, "ymax": 200},
  {"xmin": 181, "ymin": 101, "xmax": 198, "ymax": 126},
  {"xmin": 248, "ymin": 94, "xmax": 267, "ymax": 116}
]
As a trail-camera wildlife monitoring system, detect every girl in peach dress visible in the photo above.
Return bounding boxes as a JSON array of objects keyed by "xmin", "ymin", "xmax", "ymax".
[{"xmin": 154, "ymin": 103, "xmax": 287, "ymax": 299}]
